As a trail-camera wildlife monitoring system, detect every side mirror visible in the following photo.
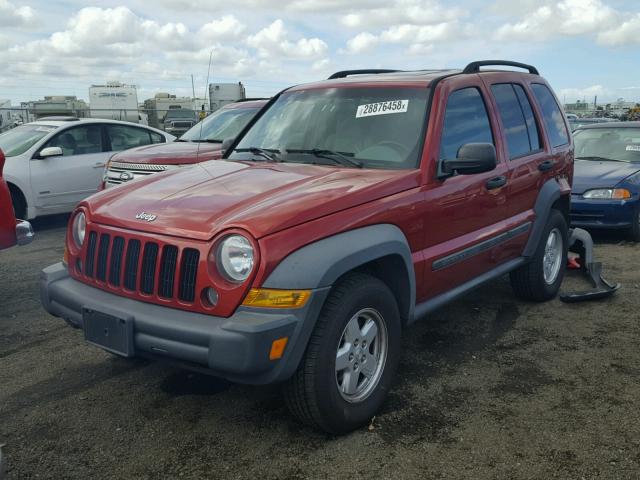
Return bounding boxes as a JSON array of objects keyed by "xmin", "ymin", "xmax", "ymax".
[
  {"xmin": 37, "ymin": 146, "xmax": 63, "ymax": 159},
  {"xmin": 221, "ymin": 137, "xmax": 235, "ymax": 154},
  {"xmin": 440, "ymin": 143, "xmax": 497, "ymax": 177}
]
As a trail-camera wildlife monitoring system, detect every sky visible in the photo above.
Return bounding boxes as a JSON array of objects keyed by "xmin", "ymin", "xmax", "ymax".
[{"xmin": 1, "ymin": 0, "xmax": 640, "ymax": 105}]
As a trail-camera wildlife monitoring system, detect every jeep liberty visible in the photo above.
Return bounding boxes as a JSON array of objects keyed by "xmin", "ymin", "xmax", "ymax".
[{"xmin": 41, "ymin": 60, "xmax": 573, "ymax": 433}]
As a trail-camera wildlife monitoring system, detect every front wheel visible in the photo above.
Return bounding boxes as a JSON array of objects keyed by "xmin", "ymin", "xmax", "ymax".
[
  {"xmin": 283, "ymin": 273, "xmax": 401, "ymax": 434},
  {"xmin": 510, "ymin": 209, "xmax": 568, "ymax": 301}
]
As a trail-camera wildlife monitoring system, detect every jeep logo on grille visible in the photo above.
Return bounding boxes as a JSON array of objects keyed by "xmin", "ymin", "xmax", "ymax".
[
  {"xmin": 135, "ymin": 212, "xmax": 157, "ymax": 222},
  {"xmin": 119, "ymin": 172, "xmax": 133, "ymax": 181}
]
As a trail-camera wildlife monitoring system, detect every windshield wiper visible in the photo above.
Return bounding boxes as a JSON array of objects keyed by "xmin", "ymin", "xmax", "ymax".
[
  {"xmin": 235, "ymin": 147, "xmax": 281, "ymax": 162},
  {"xmin": 576, "ymin": 156, "xmax": 625, "ymax": 163},
  {"xmin": 286, "ymin": 148, "xmax": 363, "ymax": 168}
]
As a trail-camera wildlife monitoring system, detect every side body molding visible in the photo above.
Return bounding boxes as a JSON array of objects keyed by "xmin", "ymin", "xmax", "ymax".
[
  {"xmin": 263, "ymin": 224, "xmax": 416, "ymax": 321},
  {"xmin": 523, "ymin": 179, "xmax": 566, "ymax": 257}
]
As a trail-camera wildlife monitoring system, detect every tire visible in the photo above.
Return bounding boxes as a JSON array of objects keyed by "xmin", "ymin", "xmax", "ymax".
[
  {"xmin": 628, "ymin": 208, "xmax": 640, "ymax": 242},
  {"xmin": 283, "ymin": 272, "xmax": 401, "ymax": 434},
  {"xmin": 9, "ymin": 187, "xmax": 26, "ymax": 220},
  {"xmin": 510, "ymin": 209, "xmax": 568, "ymax": 302}
]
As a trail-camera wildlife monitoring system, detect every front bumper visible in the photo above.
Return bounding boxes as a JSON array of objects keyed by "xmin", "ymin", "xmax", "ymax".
[
  {"xmin": 40, "ymin": 263, "xmax": 329, "ymax": 384},
  {"xmin": 570, "ymin": 196, "xmax": 638, "ymax": 229}
]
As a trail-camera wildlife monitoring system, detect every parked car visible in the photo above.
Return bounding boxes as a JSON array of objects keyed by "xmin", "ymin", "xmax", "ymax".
[
  {"xmin": 41, "ymin": 60, "xmax": 573, "ymax": 433},
  {"xmin": 162, "ymin": 109, "xmax": 198, "ymax": 137},
  {"xmin": 102, "ymin": 100, "xmax": 267, "ymax": 189},
  {"xmin": 571, "ymin": 121, "xmax": 640, "ymax": 240},
  {"xmin": 0, "ymin": 148, "xmax": 33, "ymax": 249},
  {"xmin": 0, "ymin": 118, "xmax": 174, "ymax": 219},
  {"xmin": 568, "ymin": 117, "xmax": 615, "ymax": 132}
]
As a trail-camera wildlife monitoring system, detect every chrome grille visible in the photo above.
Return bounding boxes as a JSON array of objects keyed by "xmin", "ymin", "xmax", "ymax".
[{"xmin": 105, "ymin": 161, "xmax": 175, "ymax": 188}]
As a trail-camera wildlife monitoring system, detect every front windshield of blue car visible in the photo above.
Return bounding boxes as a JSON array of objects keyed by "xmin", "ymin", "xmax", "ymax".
[
  {"xmin": 0, "ymin": 124, "xmax": 56, "ymax": 157},
  {"xmin": 574, "ymin": 127, "xmax": 640, "ymax": 162},
  {"xmin": 230, "ymin": 87, "xmax": 430, "ymax": 169}
]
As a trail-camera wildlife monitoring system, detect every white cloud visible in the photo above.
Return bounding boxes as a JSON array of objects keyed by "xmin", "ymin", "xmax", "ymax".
[
  {"xmin": 340, "ymin": 0, "xmax": 465, "ymax": 29},
  {"xmin": 343, "ymin": 32, "xmax": 378, "ymax": 54},
  {"xmin": 598, "ymin": 14, "xmax": 640, "ymax": 45},
  {"xmin": 198, "ymin": 15, "xmax": 246, "ymax": 41},
  {"xmin": 0, "ymin": 0, "xmax": 35, "ymax": 27},
  {"xmin": 246, "ymin": 19, "xmax": 327, "ymax": 59},
  {"xmin": 558, "ymin": 85, "xmax": 612, "ymax": 101}
]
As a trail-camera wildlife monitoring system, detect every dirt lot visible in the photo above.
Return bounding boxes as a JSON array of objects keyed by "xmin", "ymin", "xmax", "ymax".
[{"xmin": 1, "ymin": 215, "xmax": 639, "ymax": 479}]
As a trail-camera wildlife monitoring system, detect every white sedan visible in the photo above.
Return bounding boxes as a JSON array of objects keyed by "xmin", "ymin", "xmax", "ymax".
[{"xmin": 0, "ymin": 117, "xmax": 175, "ymax": 219}]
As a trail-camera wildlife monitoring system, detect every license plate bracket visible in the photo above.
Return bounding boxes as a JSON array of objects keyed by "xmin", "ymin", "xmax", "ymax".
[{"xmin": 83, "ymin": 308, "xmax": 134, "ymax": 357}]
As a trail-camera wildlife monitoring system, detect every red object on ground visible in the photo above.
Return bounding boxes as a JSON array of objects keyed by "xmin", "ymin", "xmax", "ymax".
[{"xmin": 0, "ymin": 149, "xmax": 18, "ymax": 250}]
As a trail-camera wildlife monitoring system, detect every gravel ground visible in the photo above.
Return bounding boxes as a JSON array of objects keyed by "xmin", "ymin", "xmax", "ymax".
[{"xmin": 1, "ymin": 214, "xmax": 639, "ymax": 479}]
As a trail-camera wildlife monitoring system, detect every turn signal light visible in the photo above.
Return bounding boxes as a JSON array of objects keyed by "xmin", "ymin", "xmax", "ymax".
[
  {"xmin": 612, "ymin": 188, "xmax": 632, "ymax": 200},
  {"xmin": 242, "ymin": 288, "xmax": 311, "ymax": 309},
  {"xmin": 269, "ymin": 337, "xmax": 289, "ymax": 360}
]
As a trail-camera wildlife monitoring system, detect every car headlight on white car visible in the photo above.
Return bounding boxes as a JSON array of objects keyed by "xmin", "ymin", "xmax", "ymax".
[
  {"xmin": 582, "ymin": 188, "xmax": 631, "ymax": 200},
  {"xmin": 71, "ymin": 211, "xmax": 86, "ymax": 248},
  {"xmin": 215, "ymin": 235, "xmax": 254, "ymax": 282}
]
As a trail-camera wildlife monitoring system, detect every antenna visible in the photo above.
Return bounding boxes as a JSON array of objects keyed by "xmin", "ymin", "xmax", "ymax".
[{"xmin": 196, "ymin": 50, "xmax": 214, "ymax": 165}]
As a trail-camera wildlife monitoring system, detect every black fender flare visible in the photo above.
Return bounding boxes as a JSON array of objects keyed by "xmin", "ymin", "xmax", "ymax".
[
  {"xmin": 523, "ymin": 179, "xmax": 566, "ymax": 257},
  {"xmin": 263, "ymin": 224, "xmax": 416, "ymax": 321}
]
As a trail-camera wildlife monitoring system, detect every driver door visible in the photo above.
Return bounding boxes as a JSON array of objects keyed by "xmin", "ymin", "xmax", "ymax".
[{"xmin": 30, "ymin": 124, "xmax": 108, "ymax": 212}]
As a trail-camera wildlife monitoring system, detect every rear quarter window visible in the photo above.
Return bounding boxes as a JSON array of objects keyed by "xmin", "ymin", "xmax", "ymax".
[{"xmin": 531, "ymin": 84, "xmax": 569, "ymax": 148}]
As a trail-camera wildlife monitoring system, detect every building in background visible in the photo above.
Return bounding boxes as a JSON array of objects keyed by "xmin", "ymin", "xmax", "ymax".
[
  {"xmin": 20, "ymin": 96, "xmax": 89, "ymax": 120},
  {"xmin": 209, "ymin": 82, "xmax": 246, "ymax": 112},
  {"xmin": 89, "ymin": 82, "xmax": 139, "ymax": 123}
]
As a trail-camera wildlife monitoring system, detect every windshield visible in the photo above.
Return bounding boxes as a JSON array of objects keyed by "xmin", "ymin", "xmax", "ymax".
[
  {"xmin": 180, "ymin": 107, "xmax": 259, "ymax": 142},
  {"xmin": 574, "ymin": 127, "xmax": 640, "ymax": 162},
  {"xmin": 0, "ymin": 124, "xmax": 56, "ymax": 157},
  {"xmin": 230, "ymin": 87, "xmax": 430, "ymax": 169},
  {"xmin": 164, "ymin": 109, "xmax": 197, "ymax": 120}
]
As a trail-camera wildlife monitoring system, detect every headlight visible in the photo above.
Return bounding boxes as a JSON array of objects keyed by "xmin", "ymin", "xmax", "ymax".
[
  {"xmin": 215, "ymin": 235, "xmax": 254, "ymax": 282},
  {"xmin": 71, "ymin": 212, "xmax": 86, "ymax": 248},
  {"xmin": 582, "ymin": 188, "xmax": 631, "ymax": 200}
]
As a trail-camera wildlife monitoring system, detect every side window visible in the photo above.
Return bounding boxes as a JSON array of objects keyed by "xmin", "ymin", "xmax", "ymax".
[
  {"xmin": 531, "ymin": 84, "xmax": 569, "ymax": 148},
  {"xmin": 107, "ymin": 125, "xmax": 152, "ymax": 152},
  {"xmin": 440, "ymin": 87, "xmax": 494, "ymax": 160},
  {"xmin": 150, "ymin": 132, "xmax": 165, "ymax": 144},
  {"xmin": 46, "ymin": 125, "xmax": 103, "ymax": 156},
  {"xmin": 491, "ymin": 84, "xmax": 541, "ymax": 159}
]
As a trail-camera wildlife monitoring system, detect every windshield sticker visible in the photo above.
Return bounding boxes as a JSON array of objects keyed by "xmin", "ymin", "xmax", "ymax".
[
  {"xmin": 626, "ymin": 145, "xmax": 640, "ymax": 152},
  {"xmin": 356, "ymin": 100, "xmax": 409, "ymax": 118}
]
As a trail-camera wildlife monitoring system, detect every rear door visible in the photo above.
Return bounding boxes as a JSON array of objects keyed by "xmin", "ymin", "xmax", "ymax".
[
  {"xmin": 105, "ymin": 124, "xmax": 164, "ymax": 154},
  {"xmin": 30, "ymin": 123, "xmax": 109, "ymax": 211},
  {"xmin": 419, "ymin": 76, "xmax": 516, "ymax": 300}
]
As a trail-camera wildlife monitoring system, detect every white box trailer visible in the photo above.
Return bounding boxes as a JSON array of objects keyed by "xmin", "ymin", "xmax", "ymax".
[
  {"xmin": 209, "ymin": 82, "xmax": 246, "ymax": 112},
  {"xmin": 89, "ymin": 82, "xmax": 139, "ymax": 123}
]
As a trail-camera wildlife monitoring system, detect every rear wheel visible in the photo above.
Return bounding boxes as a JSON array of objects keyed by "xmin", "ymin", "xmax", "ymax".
[
  {"xmin": 283, "ymin": 273, "xmax": 401, "ymax": 434},
  {"xmin": 628, "ymin": 208, "xmax": 640, "ymax": 242},
  {"xmin": 510, "ymin": 209, "xmax": 568, "ymax": 301}
]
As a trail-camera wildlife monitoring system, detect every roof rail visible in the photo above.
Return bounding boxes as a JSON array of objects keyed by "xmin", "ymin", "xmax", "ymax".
[
  {"xmin": 234, "ymin": 97, "xmax": 269, "ymax": 102},
  {"xmin": 328, "ymin": 69, "xmax": 400, "ymax": 80},
  {"xmin": 37, "ymin": 116, "xmax": 81, "ymax": 121},
  {"xmin": 462, "ymin": 60, "xmax": 539, "ymax": 75}
]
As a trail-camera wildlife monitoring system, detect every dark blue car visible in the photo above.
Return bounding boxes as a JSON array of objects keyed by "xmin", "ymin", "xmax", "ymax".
[{"xmin": 571, "ymin": 121, "xmax": 640, "ymax": 241}]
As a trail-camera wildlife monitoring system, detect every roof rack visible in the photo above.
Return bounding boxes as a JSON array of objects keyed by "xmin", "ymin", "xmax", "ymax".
[
  {"xmin": 463, "ymin": 60, "xmax": 539, "ymax": 75},
  {"xmin": 328, "ymin": 69, "xmax": 400, "ymax": 80},
  {"xmin": 37, "ymin": 116, "xmax": 81, "ymax": 121}
]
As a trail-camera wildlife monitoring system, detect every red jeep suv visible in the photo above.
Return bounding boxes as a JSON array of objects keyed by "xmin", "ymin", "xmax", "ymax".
[{"xmin": 41, "ymin": 61, "xmax": 573, "ymax": 433}]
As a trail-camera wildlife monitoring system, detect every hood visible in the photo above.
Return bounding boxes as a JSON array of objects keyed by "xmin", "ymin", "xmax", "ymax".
[
  {"xmin": 110, "ymin": 141, "xmax": 223, "ymax": 165},
  {"xmin": 86, "ymin": 160, "xmax": 419, "ymax": 240},
  {"xmin": 572, "ymin": 159, "xmax": 640, "ymax": 194}
]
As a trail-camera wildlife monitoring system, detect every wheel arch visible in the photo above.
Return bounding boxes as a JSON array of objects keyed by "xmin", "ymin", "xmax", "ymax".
[
  {"xmin": 262, "ymin": 224, "xmax": 416, "ymax": 324},
  {"xmin": 523, "ymin": 179, "xmax": 570, "ymax": 257},
  {"xmin": 6, "ymin": 181, "xmax": 28, "ymax": 218}
]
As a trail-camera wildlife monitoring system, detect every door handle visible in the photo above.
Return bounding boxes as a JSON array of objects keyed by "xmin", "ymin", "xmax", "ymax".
[
  {"xmin": 486, "ymin": 176, "xmax": 507, "ymax": 190},
  {"xmin": 538, "ymin": 160, "xmax": 555, "ymax": 172}
]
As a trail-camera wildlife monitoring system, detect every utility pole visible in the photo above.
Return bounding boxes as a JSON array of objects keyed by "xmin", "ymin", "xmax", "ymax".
[{"xmin": 191, "ymin": 75, "xmax": 196, "ymax": 99}]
